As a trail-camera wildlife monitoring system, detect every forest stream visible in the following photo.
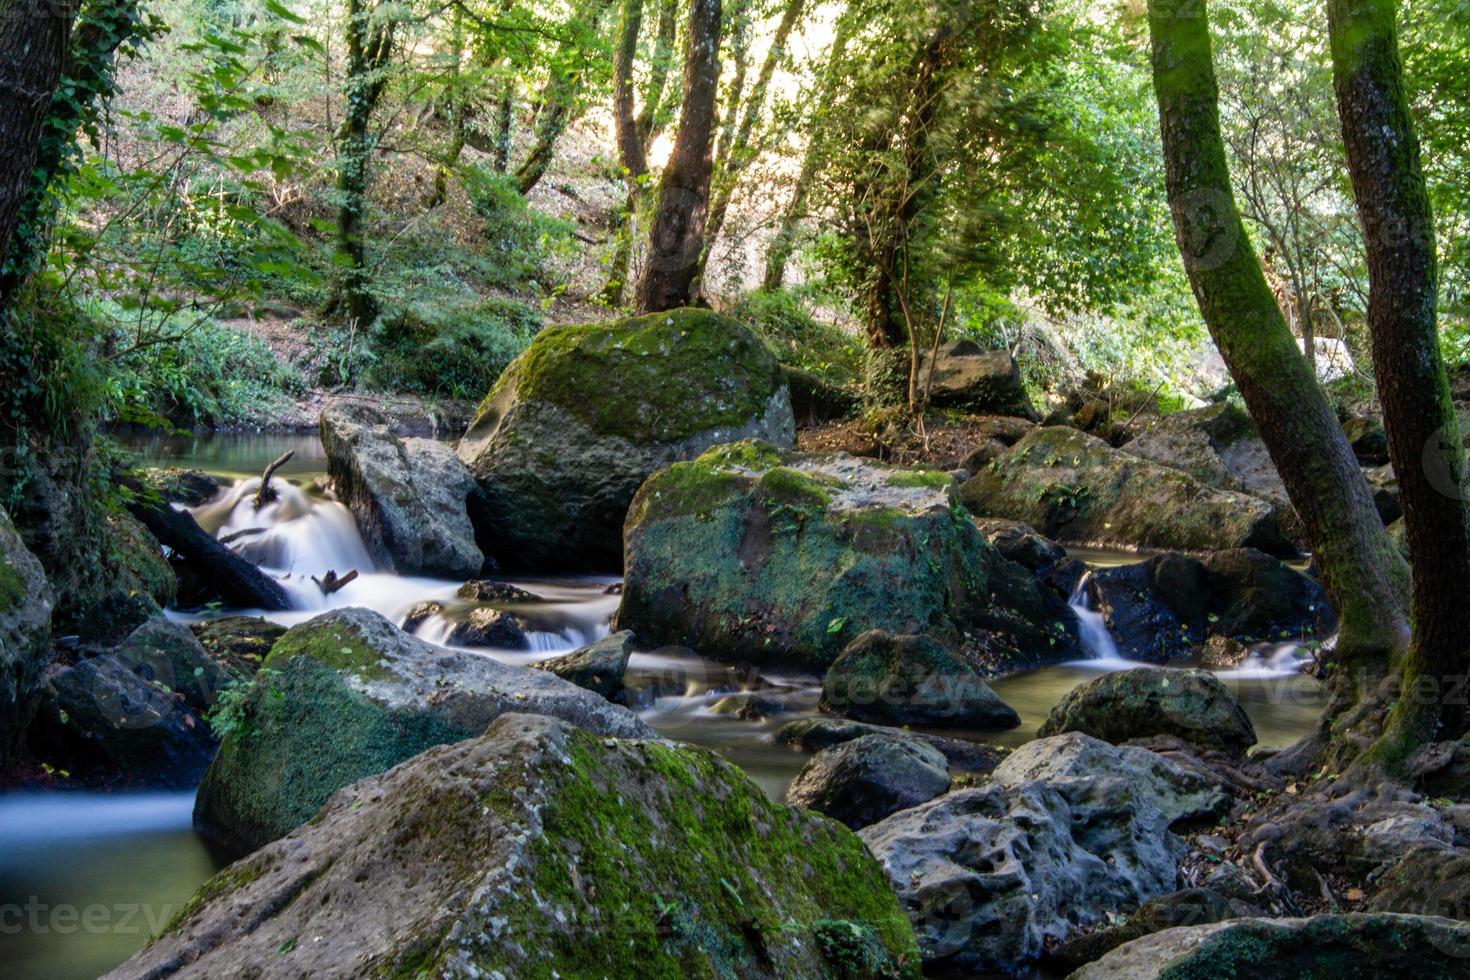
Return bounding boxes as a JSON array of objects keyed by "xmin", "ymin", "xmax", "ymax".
[{"xmin": 0, "ymin": 433, "xmax": 1327, "ymax": 980}]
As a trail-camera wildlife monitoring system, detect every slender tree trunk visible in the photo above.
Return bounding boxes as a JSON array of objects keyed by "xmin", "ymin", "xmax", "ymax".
[
  {"xmin": 761, "ymin": 11, "xmax": 853, "ymax": 292},
  {"xmin": 1329, "ymin": 0, "xmax": 1470, "ymax": 755},
  {"xmin": 426, "ymin": 6, "xmax": 466, "ymax": 209},
  {"xmin": 602, "ymin": 0, "xmax": 646, "ymax": 306},
  {"xmin": 1145, "ymin": 0, "xmax": 1409, "ymax": 669},
  {"xmin": 336, "ymin": 0, "xmax": 396, "ymax": 327},
  {"xmin": 514, "ymin": 0, "xmax": 614, "ymax": 196},
  {"xmin": 492, "ymin": 81, "xmax": 514, "ymax": 173},
  {"xmin": 697, "ymin": 0, "xmax": 805, "ymax": 296},
  {"xmin": 636, "ymin": 0, "xmax": 722, "ymax": 313},
  {"xmin": 0, "ymin": 2, "xmax": 74, "ymax": 289},
  {"xmin": 635, "ymin": 0, "xmax": 678, "ymax": 146}
]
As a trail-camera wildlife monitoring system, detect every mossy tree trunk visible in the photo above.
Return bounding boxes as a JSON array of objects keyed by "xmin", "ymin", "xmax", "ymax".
[
  {"xmin": 695, "ymin": 0, "xmax": 805, "ymax": 298},
  {"xmin": 0, "ymin": 1, "xmax": 74, "ymax": 290},
  {"xmin": 1328, "ymin": 0, "xmax": 1470, "ymax": 755},
  {"xmin": 601, "ymin": 0, "xmax": 648, "ymax": 307},
  {"xmin": 335, "ymin": 0, "xmax": 397, "ymax": 328},
  {"xmin": 1145, "ymin": 0, "xmax": 1410, "ymax": 675},
  {"xmin": 761, "ymin": 10, "xmax": 853, "ymax": 292},
  {"xmin": 636, "ymin": 0, "xmax": 722, "ymax": 313}
]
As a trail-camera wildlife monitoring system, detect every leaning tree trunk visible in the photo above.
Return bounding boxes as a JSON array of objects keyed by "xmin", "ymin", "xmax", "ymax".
[
  {"xmin": 0, "ymin": 4, "xmax": 73, "ymax": 288},
  {"xmin": 1329, "ymin": 0, "xmax": 1470, "ymax": 757},
  {"xmin": 761, "ymin": 10, "xmax": 853, "ymax": 292},
  {"xmin": 635, "ymin": 0, "xmax": 722, "ymax": 313},
  {"xmin": 1145, "ymin": 0, "xmax": 1409, "ymax": 672},
  {"xmin": 696, "ymin": 0, "xmax": 805, "ymax": 296}
]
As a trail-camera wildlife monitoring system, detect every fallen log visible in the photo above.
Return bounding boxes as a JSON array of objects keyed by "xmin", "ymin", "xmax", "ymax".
[{"xmin": 124, "ymin": 482, "xmax": 291, "ymax": 611}]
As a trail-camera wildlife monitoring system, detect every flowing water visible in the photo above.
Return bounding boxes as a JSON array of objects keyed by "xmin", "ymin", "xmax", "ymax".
[{"xmin": 1, "ymin": 433, "xmax": 1330, "ymax": 978}]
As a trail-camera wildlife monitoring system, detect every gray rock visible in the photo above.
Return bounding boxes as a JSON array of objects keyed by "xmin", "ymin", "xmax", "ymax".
[
  {"xmin": 320, "ymin": 403, "xmax": 483, "ymax": 578},
  {"xmin": 457, "ymin": 309, "xmax": 795, "ymax": 571},
  {"xmin": 1069, "ymin": 914, "xmax": 1470, "ymax": 979},
  {"xmin": 786, "ymin": 734, "xmax": 950, "ymax": 829},
  {"xmin": 0, "ymin": 504, "xmax": 53, "ymax": 767},
  {"xmin": 456, "ymin": 579, "xmax": 542, "ymax": 603},
  {"xmin": 972, "ymin": 517, "xmax": 1066, "ymax": 573},
  {"xmin": 1038, "ymin": 667, "xmax": 1258, "ymax": 754},
  {"xmin": 531, "ymin": 630, "xmax": 632, "ymax": 700},
  {"xmin": 861, "ymin": 776, "xmax": 1183, "ymax": 973},
  {"xmin": 620, "ymin": 443, "xmax": 1072, "ymax": 670},
  {"xmin": 821, "ymin": 631, "xmax": 1020, "ymax": 729},
  {"xmin": 1047, "ymin": 888, "xmax": 1231, "ymax": 973},
  {"xmin": 194, "ymin": 608, "xmax": 652, "ymax": 854},
  {"xmin": 992, "ymin": 733, "xmax": 1230, "ymax": 826},
  {"xmin": 774, "ymin": 717, "xmax": 1008, "ymax": 774},
  {"xmin": 960, "ymin": 426, "xmax": 1294, "ymax": 557},
  {"xmin": 445, "ymin": 606, "xmax": 530, "ymax": 649},
  {"xmin": 921, "ymin": 341, "xmax": 1037, "ymax": 418},
  {"xmin": 112, "ymin": 714, "xmax": 920, "ymax": 979}
]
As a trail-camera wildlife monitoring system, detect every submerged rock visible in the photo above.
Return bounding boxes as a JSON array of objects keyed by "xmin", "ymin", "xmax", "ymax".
[
  {"xmin": 113, "ymin": 714, "xmax": 920, "ymax": 979},
  {"xmin": 531, "ymin": 630, "xmax": 632, "ymax": 700},
  {"xmin": 619, "ymin": 441, "xmax": 1072, "ymax": 670},
  {"xmin": 320, "ymin": 403, "xmax": 483, "ymax": 579},
  {"xmin": 457, "ymin": 308, "xmax": 795, "ymax": 571},
  {"xmin": 786, "ymin": 735, "xmax": 950, "ymax": 829},
  {"xmin": 959, "ymin": 426, "xmax": 1294, "ymax": 556},
  {"xmin": 1069, "ymin": 913, "xmax": 1470, "ymax": 979},
  {"xmin": 992, "ymin": 732, "xmax": 1230, "ymax": 826},
  {"xmin": 0, "ymin": 505, "xmax": 53, "ymax": 768},
  {"xmin": 1038, "ymin": 667, "xmax": 1257, "ymax": 754},
  {"xmin": 774, "ymin": 717, "xmax": 1008, "ymax": 774},
  {"xmin": 444, "ymin": 606, "xmax": 531, "ymax": 649},
  {"xmin": 194, "ymin": 608, "xmax": 652, "ymax": 854},
  {"xmin": 820, "ymin": 631, "xmax": 1020, "ymax": 729},
  {"xmin": 456, "ymin": 579, "xmax": 542, "ymax": 603},
  {"xmin": 860, "ymin": 774, "xmax": 1183, "ymax": 973},
  {"xmin": 1087, "ymin": 547, "xmax": 1335, "ymax": 663}
]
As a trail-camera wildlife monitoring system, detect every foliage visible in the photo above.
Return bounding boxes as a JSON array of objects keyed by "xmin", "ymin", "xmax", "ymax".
[
  {"xmin": 728, "ymin": 288, "xmax": 864, "ymax": 386},
  {"xmin": 365, "ymin": 296, "xmax": 544, "ymax": 398}
]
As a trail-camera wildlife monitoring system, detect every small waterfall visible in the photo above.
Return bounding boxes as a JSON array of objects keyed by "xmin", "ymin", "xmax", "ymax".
[
  {"xmin": 194, "ymin": 478, "xmax": 376, "ymax": 580},
  {"xmin": 1068, "ymin": 572, "xmax": 1122, "ymax": 662}
]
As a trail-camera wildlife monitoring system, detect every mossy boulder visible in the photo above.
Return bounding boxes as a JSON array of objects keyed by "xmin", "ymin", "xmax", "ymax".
[
  {"xmin": 821, "ymin": 631, "xmax": 1020, "ymax": 729},
  {"xmin": 114, "ymin": 713, "xmax": 921, "ymax": 979},
  {"xmin": 320, "ymin": 403, "xmax": 484, "ymax": 578},
  {"xmin": 618, "ymin": 442, "xmax": 1074, "ymax": 670},
  {"xmin": 194, "ymin": 607, "xmax": 653, "ymax": 854},
  {"xmin": 0, "ymin": 504, "xmax": 53, "ymax": 768},
  {"xmin": 456, "ymin": 308, "xmax": 796, "ymax": 571},
  {"xmin": 137, "ymin": 467, "xmax": 221, "ymax": 506},
  {"xmin": 189, "ymin": 616, "xmax": 286, "ymax": 673},
  {"xmin": 1069, "ymin": 913, "xmax": 1470, "ymax": 979},
  {"xmin": 104, "ymin": 511, "xmax": 177, "ymax": 608},
  {"xmin": 1038, "ymin": 667, "xmax": 1257, "ymax": 754},
  {"xmin": 960, "ymin": 427, "xmax": 1295, "ymax": 556}
]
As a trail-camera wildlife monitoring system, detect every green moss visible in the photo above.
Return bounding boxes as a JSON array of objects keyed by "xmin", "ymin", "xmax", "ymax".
[
  {"xmin": 263, "ymin": 620, "xmax": 392, "ymax": 682},
  {"xmin": 886, "ymin": 469, "xmax": 954, "ymax": 489},
  {"xmin": 458, "ymin": 728, "xmax": 919, "ymax": 978},
  {"xmin": 0, "ymin": 558, "xmax": 23, "ymax": 614},
  {"xmin": 158, "ymin": 858, "xmax": 265, "ymax": 938},
  {"xmin": 701, "ymin": 439, "xmax": 785, "ymax": 470},
  {"xmin": 473, "ymin": 308, "xmax": 783, "ymax": 445},
  {"xmin": 758, "ymin": 466, "xmax": 835, "ymax": 509}
]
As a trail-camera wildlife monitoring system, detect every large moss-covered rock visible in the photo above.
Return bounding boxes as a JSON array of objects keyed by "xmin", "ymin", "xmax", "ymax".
[
  {"xmin": 0, "ymin": 504, "xmax": 53, "ymax": 767},
  {"xmin": 1038, "ymin": 667, "xmax": 1257, "ymax": 754},
  {"xmin": 113, "ymin": 714, "xmax": 921, "ymax": 980},
  {"xmin": 195, "ymin": 607, "xmax": 653, "ymax": 854},
  {"xmin": 618, "ymin": 442, "xmax": 1073, "ymax": 670},
  {"xmin": 320, "ymin": 403, "xmax": 484, "ymax": 578},
  {"xmin": 457, "ymin": 308, "xmax": 796, "ymax": 570},
  {"xmin": 960, "ymin": 427, "xmax": 1294, "ymax": 556},
  {"xmin": 1070, "ymin": 914, "xmax": 1470, "ymax": 979},
  {"xmin": 1124, "ymin": 403, "xmax": 1304, "ymax": 542}
]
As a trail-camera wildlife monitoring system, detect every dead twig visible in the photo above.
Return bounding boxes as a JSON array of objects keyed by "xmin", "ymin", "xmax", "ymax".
[
  {"xmin": 253, "ymin": 451, "xmax": 295, "ymax": 510},
  {"xmin": 311, "ymin": 569, "xmax": 359, "ymax": 595}
]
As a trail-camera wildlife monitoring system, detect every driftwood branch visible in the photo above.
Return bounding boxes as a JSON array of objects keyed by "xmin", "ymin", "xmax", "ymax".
[
  {"xmin": 253, "ymin": 451, "xmax": 295, "ymax": 510},
  {"xmin": 311, "ymin": 569, "xmax": 359, "ymax": 595},
  {"xmin": 218, "ymin": 526, "xmax": 267, "ymax": 546}
]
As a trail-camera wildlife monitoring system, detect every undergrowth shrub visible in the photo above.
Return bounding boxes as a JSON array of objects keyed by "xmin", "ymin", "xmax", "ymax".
[
  {"xmin": 365, "ymin": 297, "xmax": 544, "ymax": 398},
  {"xmin": 730, "ymin": 289, "xmax": 864, "ymax": 387}
]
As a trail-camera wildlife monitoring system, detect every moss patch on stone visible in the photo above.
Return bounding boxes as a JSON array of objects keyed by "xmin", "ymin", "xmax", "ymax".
[
  {"xmin": 0, "ymin": 557, "xmax": 23, "ymax": 615},
  {"xmin": 475, "ymin": 308, "xmax": 783, "ymax": 445},
  {"xmin": 263, "ymin": 618, "xmax": 393, "ymax": 682}
]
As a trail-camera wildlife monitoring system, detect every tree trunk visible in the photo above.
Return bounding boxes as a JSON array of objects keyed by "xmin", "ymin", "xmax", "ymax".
[
  {"xmin": 761, "ymin": 11, "xmax": 853, "ymax": 292},
  {"xmin": 635, "ymin": 0, "xmax": 679, "ymax": 146},
  {"xmin": 697, "ymin": 0, "xmax": 805, "ymax": 296},
  {"xmin": 336, "ymin": 0, "xmax": 396, "ymax": 327},
  {"xmin": 426, "ymin": 6, "xmax": 466, "ymax": 209},
  {"xmin": 1145, "ymin": 0, "xmax": 1409, "ymax": 669},
  {"xmin": 602, "ymin": 0, "xmax": 646, "ymax": 307},
  {"xmin": 492, "ymin": 81, "xmax": 514, "ymax": 173},
  {"xmin": 0, "ymin": 3, "xmax": 74, "ymax": 290},
  {"xmin": 1329, "ymin": 0, "xmax": 1470, "ymax": 754},
  {"xmin": 635, "ymin": 0, "xmax": 722, "ymax": 313}
]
